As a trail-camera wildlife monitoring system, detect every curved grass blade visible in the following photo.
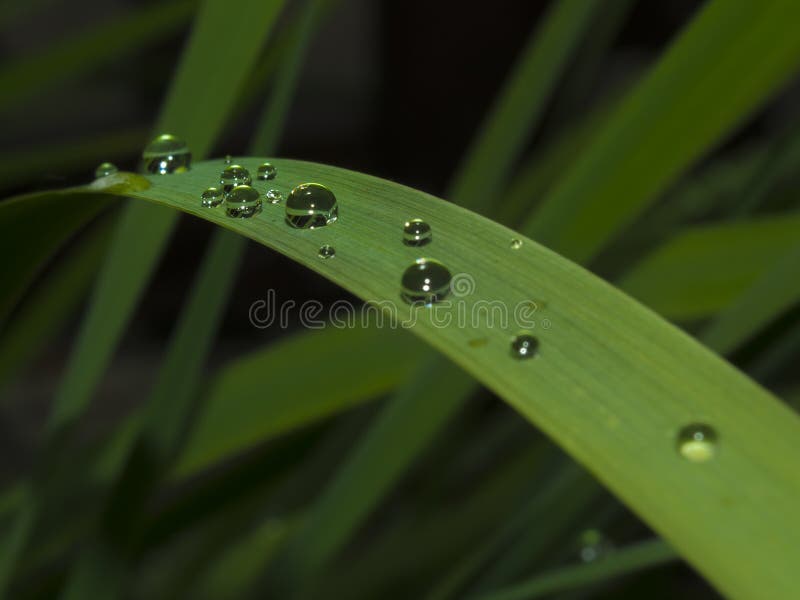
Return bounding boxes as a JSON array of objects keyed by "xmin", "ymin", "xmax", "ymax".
[
  {"xmin": 525, "ymin": 0, "xmax": 800, "ymax": 263},
  {"xmin": 476, "ymin": 538, "xmax": 676, "ymax": 600},
  {"xmin": 6, "ymin": 155, "xmax": 798, "ymax": 597},
  {"xmin": 447, "ymin": 0, "xmax": 600, "ymax": 212},
  {"xmin": 619, "ymin": 212, "xmax": 800, "ymax": 322},
  {"xmin": 0, "ymin": 0, "xmax": 195, "ymax": 114}
]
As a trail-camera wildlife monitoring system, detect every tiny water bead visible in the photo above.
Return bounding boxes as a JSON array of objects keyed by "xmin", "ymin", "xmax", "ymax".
[
  {"xmin": 285, "ymin": 183, "xmax": 338, "ymax": 229},
  {"xmin": 677, "ymin": 423, "xmax": 718, "ymax": 463},
  {"xmin": 224, "ymin": 155, "xmax": 233, "ymax": 164},
  {"xmin": 510, "ymin": 238, "xmax": 523, "ymax": 250},
  {"xmin": 318, "ymin": 245, "xmax": 335, "ymax": 259},
  {"xmin": 201, "ymin": 187, "xmax": 224, "ymax": 208},
  {"xmin": 94, "ymin": 162, "xmax": 118, "ymax": 178},
  {"xmin": 403, "ymin": 219, "xmax": 432, "ymax": 246},
  {"xmin": 265, "ymin": 189, "xmax": 283, "ymax": 204},
  {"xmin": 220, "ymin": 165, "xmax": 252, "ymax": 192},
  {"xmin": 225, "ymin": 185, "xmax": 262, "ymax": 218},
  {"xmin": 511, "ymin": 333, "xmax": 539, "ymax": 359},
  {"xmin": 257, "ymin": 162, "xmax": 277, "ymax": 180},
  {"xmin": 142, "ymin": 133, "xmax": 191, "ymax": 174},
  {"xmin": 400, "ymin": 259, "xmax": 452, "ymax": 305},
  {"xmin": 578, "ymin": 529, "xmax": 614, "ymax": 563}
]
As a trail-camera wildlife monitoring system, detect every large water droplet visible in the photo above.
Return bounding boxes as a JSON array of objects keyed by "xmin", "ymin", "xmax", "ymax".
[
  {"xmin": 142, "ymin": 134, "xmax": 191, "ymax": 174},
  {"xmin": 201, "ymin": 187, "xmax": 224, "ymax": 208},
  {"xmin": 403, "ymin": 219, "xmax": 432, "ymax": 246},
  {"xmin": 285, "ymin": 183, "xmax": 338, "ymax": 229},
  {"xmin": 400, "ymin": 259, "xmax": 452, "ymax": 305},
  {"xmin": 266, "ymin": 189, "xmax": 283, "ymax": 204},
  {"xmin": 94, "ymin": 162, "xmax": 118, "ymax": 178},
  {"xmin": 511, "ymin": 333, "xmax": 538, "ymax": 359},
  {"xmin": 220, "ymin": 165, "xmax": 252, "ymax": 193},
  {"xmin": 225, "ymin": 185, "xmax": 262, "ymax": 218},
  {"xmin": 318, "ymin": 245, "xmax": 335, "ymax": 259},
  {"xmin": 677, "ymin": 424, "xmax": 717, "ymax": 463},
  {"xmin": 257, "ymin": 162, "xmax": 277, "ymax": 180}
]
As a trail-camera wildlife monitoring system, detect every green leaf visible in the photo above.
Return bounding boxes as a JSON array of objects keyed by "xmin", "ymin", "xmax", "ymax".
[
  {"xmin": 619, "ymin": 212, "xmax": 800, "ymax": 322},
  {"xmin": 0, "ymin": 0, "xmax": 195, "ymax": 113},
  {"xmin": 525, "ymin": 0, "xmax": 800, "ymax": 262},
  {"xmin": 476, "ymin": 538, "xmax": 676, "ymax": 600},
  {"xmin": 5, "ymin": 154, "xmax": 799, "ymax": 597},
  {"xmin": 447, "ymin": 0, "xmax": 600, "ymax": 212},
  {"xmin": 172, "ymin": 324, "xmax": 424, "ymax": 479}
]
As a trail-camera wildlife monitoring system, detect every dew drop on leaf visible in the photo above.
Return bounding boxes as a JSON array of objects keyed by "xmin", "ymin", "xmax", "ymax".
[
  {"xmin": 510, "ymin": 332, "xmax": 538, "ymax": 359},
  {"xmin": 677, "ymin": 423, "xmax": 717, "ymax": 463},
  {"xmin": 224, "ymin": 185, "xmax": 262, "ymax": 218},
  {"xmin": 318, "ymin": 244, "xmax": 335, "ymax": 259},
  {"xmin": 142, "ymin": 133, "xmax": 191, "ymax": 174},
  {"xmin": 577, "ymin": 529, "xmax": 614, "ymax": 563},
  {"xmin": 400, "ymin": 258, "xmax": 452, "ymax": 305},
  {"xmin": 224, "ymin": 155, "xmax": 233, "ymax": 164},
  {"xmin": 510, "ymin": 238, "xmax": 523, "ymax": 250},
  {"xmin": 201, "ymin": 187, "xmax": 224, "ymax": 208},
  {"xmin": 94, "ymin": 162, "xmax": 118, "ymax": 178},
  {"xmin": 220, "ymin": 165, "xmax": 252, "ymax": 193},
  {"xmin": 257, "ymin": 162, "xmax": 277, "ymax": 180},
  {"xmin": 403, "ymin": 218, "xmax": 432, "ymax": 246},
  {"xmin": 266, "ymin": 189, "xmax": 283, "ymax": 204},
  {"xmin": 285, "ymin": 183, "xmax": 338, "ymax": 229}
]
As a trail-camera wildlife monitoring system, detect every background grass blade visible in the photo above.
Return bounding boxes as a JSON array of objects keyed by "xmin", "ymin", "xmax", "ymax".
[
  {"xmin": 525, "ymin": 0, "xmax": 800, "ymax": 263},
  {"xmin": 0, "ymin": 0, "xmax": 195, "ymax": 113},
  {"xmin": 619, "ymin": 212, "xmax": 800, "ymax": 322},
  {"xmin": 9, "ymin": 154, "xmax": 799, "ymax": 597},
  {"xmin": 477, "ymin": 538, "xmax": 676, "ymax": 600},
  {"xmin": 447, "ymin": 0, "xmax": 600, "ymax": 212}
]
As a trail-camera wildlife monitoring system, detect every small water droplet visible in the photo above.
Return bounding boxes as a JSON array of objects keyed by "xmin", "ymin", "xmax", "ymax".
[
  {"xmin": 400, "ymin": 259, "xmax": 452, "ymax": 305},
  {"xmin": 677, "ymin": 423, "xmax": 717, "ymax": 463},
  {"xmin": 201, "ymin": 187, "xmax": 224, "ymax": 208},
  {"xmin": 220, "ymin": 165, "xmax": 252, "ymax": 193},
  {"xmin": 225, "ymin": 185, "xmax": 262, "ymax": 218},
  {"xmin": 578, "ymin": 529, "xmax": 614, "ymax": 563},
  {"xmin": 285, "ymin": 183, "xmax": 338, "ymax": 229},
  {"xmin": 318, "ymin": 245, "xmax": 335, "ymax": 259},
  {"xmin": 94, "ymin": 162, "xmax": 118, "ymax": 178},
  {"xmin": 510, "ymin": 238, "xmax": 523, "ymax": 250},
  {"xmin": 224, "ymin": 155, "xmax": 233, "ymax": 164},
  {"xmin": 511, "ymin": 333, "xmax": 538, "ymax": 359},
  {"xmin": 257, "ymin": 162, "xmax": 277, "ymax": 180},
  {"xmin": 403, "ymin": 219, "xmax": 432, "ymax": 246},
  {"xmin": 266, "ymin": 189, "xmax": 283, "ymax": 204},
  {"xmin": 142, "ymin": 134, "xmax": 191, "ymax": 174}
]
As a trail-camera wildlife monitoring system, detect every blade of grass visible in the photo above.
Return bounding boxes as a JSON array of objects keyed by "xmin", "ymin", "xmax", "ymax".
[
  {"xmin": 0, "ymin": 0, "xmax": 195, "ymax": 113},
  {"xmin": 525, "ymin": 0, "xmax": 800, "ymax": 263},
  {"xmin": 700, "ymin": 243, "xmax": 800, "ymax": 354},
  {"xmin": 618, "ymin": 212, "xmax": 800, "ymax": 322},
  {"xmin": 9, "ymin": 154, "xmax": 799, "ymax": 597},
  {"xmin": 447, "ymin": 0, "xmax": 600, "ymax": 212},
  {"xmin": 475, "ymin": 538, "xmax": 676, "ymax": 600}
]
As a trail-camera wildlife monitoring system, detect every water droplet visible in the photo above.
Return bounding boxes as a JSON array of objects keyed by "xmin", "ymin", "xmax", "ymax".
[
  {"xmin": 224, "ymin": 155, "xmax": 233, "ymax": 164},
  {"xmin": 578, "ymin": 529, "xmax": 614, "ymax": 563},
  {"xmin": 677, "ymin": 423, "xmax": 717, "ymax": 463},
  {"xmin": 510, "ymin": 238, "xmax": 523, "ymax": 250},
  {"xmin": 94, "ymin": 162, "xmax": 118, "ymax": 178},
  {"xmin": 225, "ymin": 185, "xmax": 262, "ymax": 218},
  {"xmin": 142, "ymin": 134, "xmax": 191, "ymax": 174},
  {"xmin": 511, "ymin": 333, "xmax": 538, "ymax": 359},
  {"xmin": 220, "ymin": 165, "xmax": 252, "ymax": 193},
  {"xmin": 201, "ymin": 187, "xmax": 224, "ymax": 208},
  {"xmin": 257, "ymin": 162, "xmax": 277, "ymax": 180},
  {"xmin": 285, "ymin": 183, "xmax": 338, "ymax": 229},
  {"xmin": 266, "ymin": 189, "xmax": 283, "ymax": 204},
  {"xmin": 400, "ymin": 259, "xmax": 452, "ymax": 305},
  {"xmin": 403, "ymin": 219, "xmax": 432, "ymax": 246},
  {"xmin": 318, "ymin": 245, "xmax": 335, "ymax": 259}
]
